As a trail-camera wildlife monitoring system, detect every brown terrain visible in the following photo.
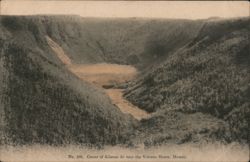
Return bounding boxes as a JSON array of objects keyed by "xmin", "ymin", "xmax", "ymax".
[
  {"xmin": 1, "ymin": 17, "xmax": 249, "ymax": 161},
  {"xmin": 46, "ymin": 36, "xmax": 150, "ymax": 120}
]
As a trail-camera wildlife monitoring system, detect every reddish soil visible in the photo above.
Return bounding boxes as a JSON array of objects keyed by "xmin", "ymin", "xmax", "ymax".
[{"xmin": 46, "ymin": 36, "xmax": 150, "ymax": 120}]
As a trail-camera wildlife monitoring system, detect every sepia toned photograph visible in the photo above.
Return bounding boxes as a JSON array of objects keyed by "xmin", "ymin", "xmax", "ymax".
[{"xmin": 0, "ymin": 0, "xmax": 249, "ymax": 161}]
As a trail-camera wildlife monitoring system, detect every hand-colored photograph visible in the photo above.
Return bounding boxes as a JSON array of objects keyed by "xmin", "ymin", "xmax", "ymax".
[{"xmin": 0, "ymin": 0, "xmax": 249, "ymax": 161}]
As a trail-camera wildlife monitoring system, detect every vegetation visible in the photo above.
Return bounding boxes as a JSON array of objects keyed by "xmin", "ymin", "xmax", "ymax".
[
  {"xmin": 1, "ymin": 16, "xmax": 204, "ymax": 68},
  {"xmin": 125, "ymin": 17, "xmax": 250, "ymax": 143},
  {"xmin": 0, "ymin": 17, "xmax": 136, "ymax": 146},
  {"xmin": 0, "ymin": 15, "xmax": 249, "ymax": 146}
]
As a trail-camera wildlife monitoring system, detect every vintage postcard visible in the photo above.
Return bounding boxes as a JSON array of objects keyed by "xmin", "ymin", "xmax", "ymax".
[{"xmin": 0, "ymin": 0, "xmax": 249, "ymax": 161}]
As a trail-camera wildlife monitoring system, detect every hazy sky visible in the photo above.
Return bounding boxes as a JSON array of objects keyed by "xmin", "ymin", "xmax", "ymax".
[{"xmin": 1, "ymin": 0, "xmax": 249, "ymax": 19}]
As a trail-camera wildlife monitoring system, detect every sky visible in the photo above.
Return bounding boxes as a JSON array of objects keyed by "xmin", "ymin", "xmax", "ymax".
[{"xmin": 0, "ymin": 0, "xmax": 249, "ymax": 19}]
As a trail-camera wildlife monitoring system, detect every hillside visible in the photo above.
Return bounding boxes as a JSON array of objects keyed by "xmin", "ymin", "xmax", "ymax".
[
  {"xmin": 0, "ymin": 16, "xmax": 136, "ymax": 146},
  {"xmin": 125, "ymin": 17, "xmax": 250, "ymax": 144},
  {"xmin": 0, "ymin": 15, "xmax": 249, "ymax": 147},
  {"xmin": 0, "ymin": 16, "xmax": 203, "ymax": 68}
]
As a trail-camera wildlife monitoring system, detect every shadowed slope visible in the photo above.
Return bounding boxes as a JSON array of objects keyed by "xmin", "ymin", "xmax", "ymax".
[
  {"xmin": 0, "ymin": 15, "xmax": 248, "ymax": 147},
  {"xmin": 0, "ymin": 16, "xmax": 136, "ymax": 146},
  {"xmin": 125, "ymin": 17, "xmax": 250, "ymax": 144},
  {"xmin": 46, "ymin": 35, "xmax": 149, "ymax": 120},
  {"xmin": 0, "ymin": 16, "xmax": 204, "ymax": 68}
]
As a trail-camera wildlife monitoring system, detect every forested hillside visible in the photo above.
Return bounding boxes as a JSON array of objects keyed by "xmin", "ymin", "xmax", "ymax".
[
  {"xmin": 125, "ymin": 17, "xmax": 250, "ymax": 144},
  {"xmin": 0, "ymin": 15, "xmax": 249, "ymax": 146},
  {"xmin": 0, "ymin": 16, "xmax": 204, "ymax": 67},
  {"xmin": 0, "ymin": 16, "xmax": 136, "ymax": 146}
]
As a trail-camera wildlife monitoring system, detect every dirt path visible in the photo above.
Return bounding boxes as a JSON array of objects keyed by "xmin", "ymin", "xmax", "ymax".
[{"xmin": 46, "ymin": 36, "xmax": 150, "ymax": 120}]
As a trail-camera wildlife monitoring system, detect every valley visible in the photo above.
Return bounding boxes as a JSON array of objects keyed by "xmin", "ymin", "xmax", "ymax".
[
  {"xmin": 69, "ymin": 63, "xmax": 150, "ymax": 120},
  {"xmin": 47, "ymin": 35, "xmax": 149, "ymax": 120},
  {"xmin": 0, "ymin": 15, "xmax": 249, "ymax": 151}
]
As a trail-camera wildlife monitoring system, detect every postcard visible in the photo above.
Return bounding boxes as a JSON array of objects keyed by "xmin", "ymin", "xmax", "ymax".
[{"xmin": 0, "ymin": 0, "xmax": 249, "ymax": 161}]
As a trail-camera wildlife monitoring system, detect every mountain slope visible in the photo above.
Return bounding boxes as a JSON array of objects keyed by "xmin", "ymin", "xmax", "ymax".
[
  {"xmin": 0, "ymin": 15, "xmax": 249, "ymax": 146},
  {"xmin": 0, "ymin": 16, "xmax": 204, "ymax": 68},
  {"xmin": 0, "ymin": 16, "xmax": 136, "ymax": 146},
  {"xmin": 125, "ymin": 17, "xmax": 250, "ymax": 144}
]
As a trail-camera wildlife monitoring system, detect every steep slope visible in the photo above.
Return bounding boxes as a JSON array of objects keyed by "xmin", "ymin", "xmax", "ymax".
[
  {"xmin": 45, "ymin": 34, "xmax": 149, "ymax": 120},
  {"xmin": 0, "ymin": 16, "xmax": 136, "ymax": 146},
  {"xmin": 0, "ymin": 16, "xmax": 203, "ymax": 68},
  {"xmin": 125, "ymin": 17, "xmax": 250, "ymax": 144},
  {"xmin": 0, "ymin": 15, "xmax": 249, "ymax": 147}
]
